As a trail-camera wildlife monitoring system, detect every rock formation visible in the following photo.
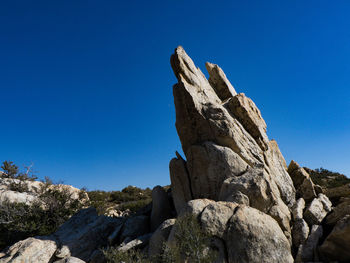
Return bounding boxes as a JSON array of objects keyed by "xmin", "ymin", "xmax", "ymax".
[
  {"xmin": 167, "ymin": 46, "xmax": 346, "ymax": 262},
  {"xmin": 1, "ymin": 46, "xmax": 350, "ymax": 262},
  {"xmin": 169, "ymin": 46, "xmax": 295, "ymax": 244}
]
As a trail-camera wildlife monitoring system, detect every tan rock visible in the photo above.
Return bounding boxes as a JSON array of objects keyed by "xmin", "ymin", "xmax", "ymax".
[
  {"xmin": 205, "ymin": 62, "xmax": 237, "ymax": 101},
  {"xmin": 226, "ymin": 93, "xmax": 269, "ymax": 150},
  {"xmin": 226, "ymin": 205, "xmax": 293, "ymax": 263},
  {"xmin": 0, "ymin": 237, "xmax": 57, "ymax": 263},
  {"xmin": 200, "ymin": 202, "xmax": 238, "ymax": 238},
  {"xmin": 186, "ymin": 141, "xmax": 248, "ymax": 200},
  {"xmin": 179, "ymin": 198, "xmax": 215, "ymax": 217}
]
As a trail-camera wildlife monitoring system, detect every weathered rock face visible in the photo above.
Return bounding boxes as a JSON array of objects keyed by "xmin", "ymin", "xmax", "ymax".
[{"xmin": 169, "ymin": 46, "xmax": 295, "ymax": 241}]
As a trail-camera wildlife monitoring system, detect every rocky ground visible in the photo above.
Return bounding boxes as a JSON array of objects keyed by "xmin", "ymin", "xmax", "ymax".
[{"xmin": 1, "ymin": 47, "xmax": 350, "ymax": 262}]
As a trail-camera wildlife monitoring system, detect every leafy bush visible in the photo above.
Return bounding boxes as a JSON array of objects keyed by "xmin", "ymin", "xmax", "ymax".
[{"xmin": 306, "ymin": 167, "xmax": 350, "ymax": 188}]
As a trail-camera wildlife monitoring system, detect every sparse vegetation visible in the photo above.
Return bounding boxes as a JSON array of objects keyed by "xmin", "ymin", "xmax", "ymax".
[
  {"xmin": 87, "ymin": 186, "xmax": 152, "ymax": 215},
  {"xmin": 103, "ymin": 214, "xmax": 216, "ymax": 263},
  {"xmin": 306, "ymin": 167, "xmax": 350, "ymax": 188},
  {"xmin": 0, "ymin": 161, "xmax": 86, "ymax": 250}
]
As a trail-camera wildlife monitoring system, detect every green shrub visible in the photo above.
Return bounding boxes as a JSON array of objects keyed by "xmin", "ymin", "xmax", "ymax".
[
  {"xmin": 87, "ymin": 186, "xmax": 153, "ymax": 215},
  {"xmin": 307, "ymin": 167, "xmax": 350, "ymax": 188}
]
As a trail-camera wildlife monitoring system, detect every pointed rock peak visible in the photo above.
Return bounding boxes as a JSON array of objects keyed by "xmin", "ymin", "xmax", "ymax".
[
  {"xmin": 170, "ymin": 46, "xmax": 201, "ymax": 87},
  {"xmin": 205, "ymin": 62, "xmax": 237, "ymax": 101}
]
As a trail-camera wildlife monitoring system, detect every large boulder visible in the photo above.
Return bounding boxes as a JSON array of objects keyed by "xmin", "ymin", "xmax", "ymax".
[
  {"xmin": 226, "ymin": 205, "xmax": 293, "ymax": 263},
  {"xmin": 0, "ymin": 208, "xmax": 122, "ymax": 263}
]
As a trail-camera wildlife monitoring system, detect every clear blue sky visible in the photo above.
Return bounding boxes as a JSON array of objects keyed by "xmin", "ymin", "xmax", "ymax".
[{"xmin": 1, "ymin": 1, "xmax": 349, "ymax": 191}]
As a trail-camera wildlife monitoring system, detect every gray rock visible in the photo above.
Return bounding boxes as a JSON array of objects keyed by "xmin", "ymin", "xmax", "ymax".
[
  {"xmin": 292, "ymin": 218, "xmax": 309, "ymax": 248},
  {"xmin": 117, "ymin": 233, "xmax": 152, "ymax": 252},
  {"xmin": 88, "ymin": 249, "xmax": 106, "ymax": 263},
  {"xmin": 150, "ymin": 186, "xmax": 172, "ymax": 231},
  {"xmin": 121, "ymin": 215, "xmax": 149, "ymax": 241},
  {"xmin": 296, "ymin": 225, "xmax": 323, "ymax": 262},
  {"xmin": 320, "ymin": 215, "xmax": 350, "ymax": 262},
  {"xmin": 148, "ymin": 219, "xmax": 176, "ymax": 257},
  {"xmin": 304, "ymin": 194, "xmax": 332, "ymax": 225},
  {"xmin": 169, "ymin": 152, "xmax": 192, "ymax": 214}
]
